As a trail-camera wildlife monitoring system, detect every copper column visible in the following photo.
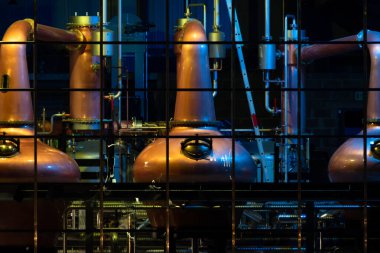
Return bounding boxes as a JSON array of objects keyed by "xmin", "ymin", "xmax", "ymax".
[{"xmin": 68, "ymin": 19, "xmax": 101, "ymax": 128}]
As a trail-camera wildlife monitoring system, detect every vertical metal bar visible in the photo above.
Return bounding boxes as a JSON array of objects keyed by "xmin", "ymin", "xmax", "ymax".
[
  {"xmin": 33, "ymin": 1, "xmax": 38, "ymax": 252},
  {"xmin": 213, "ymin": 0, "xmax": 220, "ymax": 30},
  {"xmin": 103, "ymin": 0, "xmax": 108, "ymax": 25},
  {"xmin": 225, "ymin": 0, "xmax": 268, "ymax": 182},
  {"xmin": 264, "ymin": 0, "xmax": 270, "ymax": 39},
  {"xmin": 264, "ymin": 71, "xmax": 274, "ymax": 114},
  {"xmin": 362, "ymin": 0, "xmax": 368, "ymax": 252},
  {"xmin": 283, "ymin": 16, "xmax": 289, "ymax": 183},
  {"xmin": 145, "ymin": 31, "xmax": 149, "ymax": 121},
  {"xmin": 165, "ymin": 0, "xmax": 170, "ymax": 252},
  {"xmin": 296, "ymin": 0, "xmax": 303, "ymax": 251},
  {"xmin": 118, "ymin": 0, "xmax": 122, "ymax": 125},
  {"xmin": 128, "ymin": 214, "xmax": 133, "ymax": 253},
  {"xmin": 230, "ymin": 0, "xmax": 236, "ymax": 251},
  {"xmin": 212, "ymin": 61, "xmax": 218, "ymax": 97},
  {"xmin": 63, "ymin": 211, "xmax": 67, "ymax": 253},
  {"xmin": 99, "ymin": 0, "xmax": 105, "ymax": 252}
]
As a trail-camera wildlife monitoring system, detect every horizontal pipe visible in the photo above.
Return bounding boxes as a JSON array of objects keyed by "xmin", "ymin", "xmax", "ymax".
[
  {"xmin": 300, "ymin": 34, "xmax": 360, "ymax": 62},
  {"xmin": 36, "ymin": 23, "xmax": 82, "ymax": 42}
]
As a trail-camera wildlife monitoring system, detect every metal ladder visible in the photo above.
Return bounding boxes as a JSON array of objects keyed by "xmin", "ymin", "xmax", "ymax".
[{"xmin": 225, "ymin": 0, "xmax": 270, "ymax": 182}]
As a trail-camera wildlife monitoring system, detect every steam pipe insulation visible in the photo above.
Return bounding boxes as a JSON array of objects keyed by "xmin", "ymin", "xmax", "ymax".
[{"xmin": 300, "ymin": 34, "xmax": 361, "ymax": 63}]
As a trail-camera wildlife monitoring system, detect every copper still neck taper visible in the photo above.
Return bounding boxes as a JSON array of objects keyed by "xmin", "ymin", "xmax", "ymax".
[{"xmin": 174, "ymin": 20, "xmax": 216, "ymax": 123}]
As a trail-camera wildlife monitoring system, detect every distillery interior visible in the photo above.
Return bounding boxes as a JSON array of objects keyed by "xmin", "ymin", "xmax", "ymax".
[{"xmin": 0, "ymin": 0, "xmax": 380, "ymax": 252}]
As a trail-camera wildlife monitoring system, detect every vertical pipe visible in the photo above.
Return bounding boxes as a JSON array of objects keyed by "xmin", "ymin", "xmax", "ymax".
[
  {"xmin": 118, "ymin": 140, "xmax": 124, "ymax": 183},
  {"xmin": 127, "ymin": 214, "xmax": 132, "ymax": 252},
  {"xmin": 99, "ymin": 1, "xmax": 105, "ymax": 251},
  {"xmin": 145, "ymin": 31, "xmax": 149, "ymax": 121},
  {"xmin": 63, "ymin": 212, "xmax": 67, "ymax": 253},
  {"xmin": 103, "ymin": 0, "xmax": 108, "ymax": 24},
  {"xmin": 212, "ymin": 60, "xmax": 218, "ymax": 97},
  {"xmin": 203, "ymin": 4, "xmax": 207, "ymax": 33},
  {"xmin": 284, "ymin": 17, "xmax": 289, "ymax": 183},
  {"xmin": 264, "ymin": 0, "xmax": 270, "ymax": 39},
  {"xmin": 264, "ymin": 71, "xmax": 274, "ymax": 114},
  {"xmin": 213, "ymin": 0, "xmax": 220, "ymax": 30},
  {"xmin": 118, "ymin": 0, "xmax": 122, "ymax": 125}
]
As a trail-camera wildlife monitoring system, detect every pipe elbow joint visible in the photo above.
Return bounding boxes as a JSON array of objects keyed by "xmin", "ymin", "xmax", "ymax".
[
  {"xmin": 23, "ymin": 18, "xmax": 35, "ymax": 31},
  {"xmin": 3, "ymin": 19, "xmax": 35, "ymax": 42}
]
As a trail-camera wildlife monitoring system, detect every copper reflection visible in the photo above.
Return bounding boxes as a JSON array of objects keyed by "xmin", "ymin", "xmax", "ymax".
[
  {"xmin": 133, "ymin": 19, "xmax": 256, "ymax": 184},
  {"xmin": 328, "ymin": 31, "xmax": 380, "ymax": 182}
]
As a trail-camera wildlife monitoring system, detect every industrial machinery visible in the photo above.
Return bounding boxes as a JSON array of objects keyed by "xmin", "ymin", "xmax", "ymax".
[{"xmin": 0, "ymin": 0, "xmax": 379, "ymax": 252}]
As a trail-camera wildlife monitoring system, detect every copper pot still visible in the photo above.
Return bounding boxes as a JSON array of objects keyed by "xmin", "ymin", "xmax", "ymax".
[
  {"xmin": 327, "ymin": 31, "xmax": 380, "ymax": 182},
  {"xmin": 132, "ymin": 19, "xmax": 256, "ymax": 229},
  {"xmin": 0, "ymin": 19, "xmax": 80, "ymax": 246}
]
